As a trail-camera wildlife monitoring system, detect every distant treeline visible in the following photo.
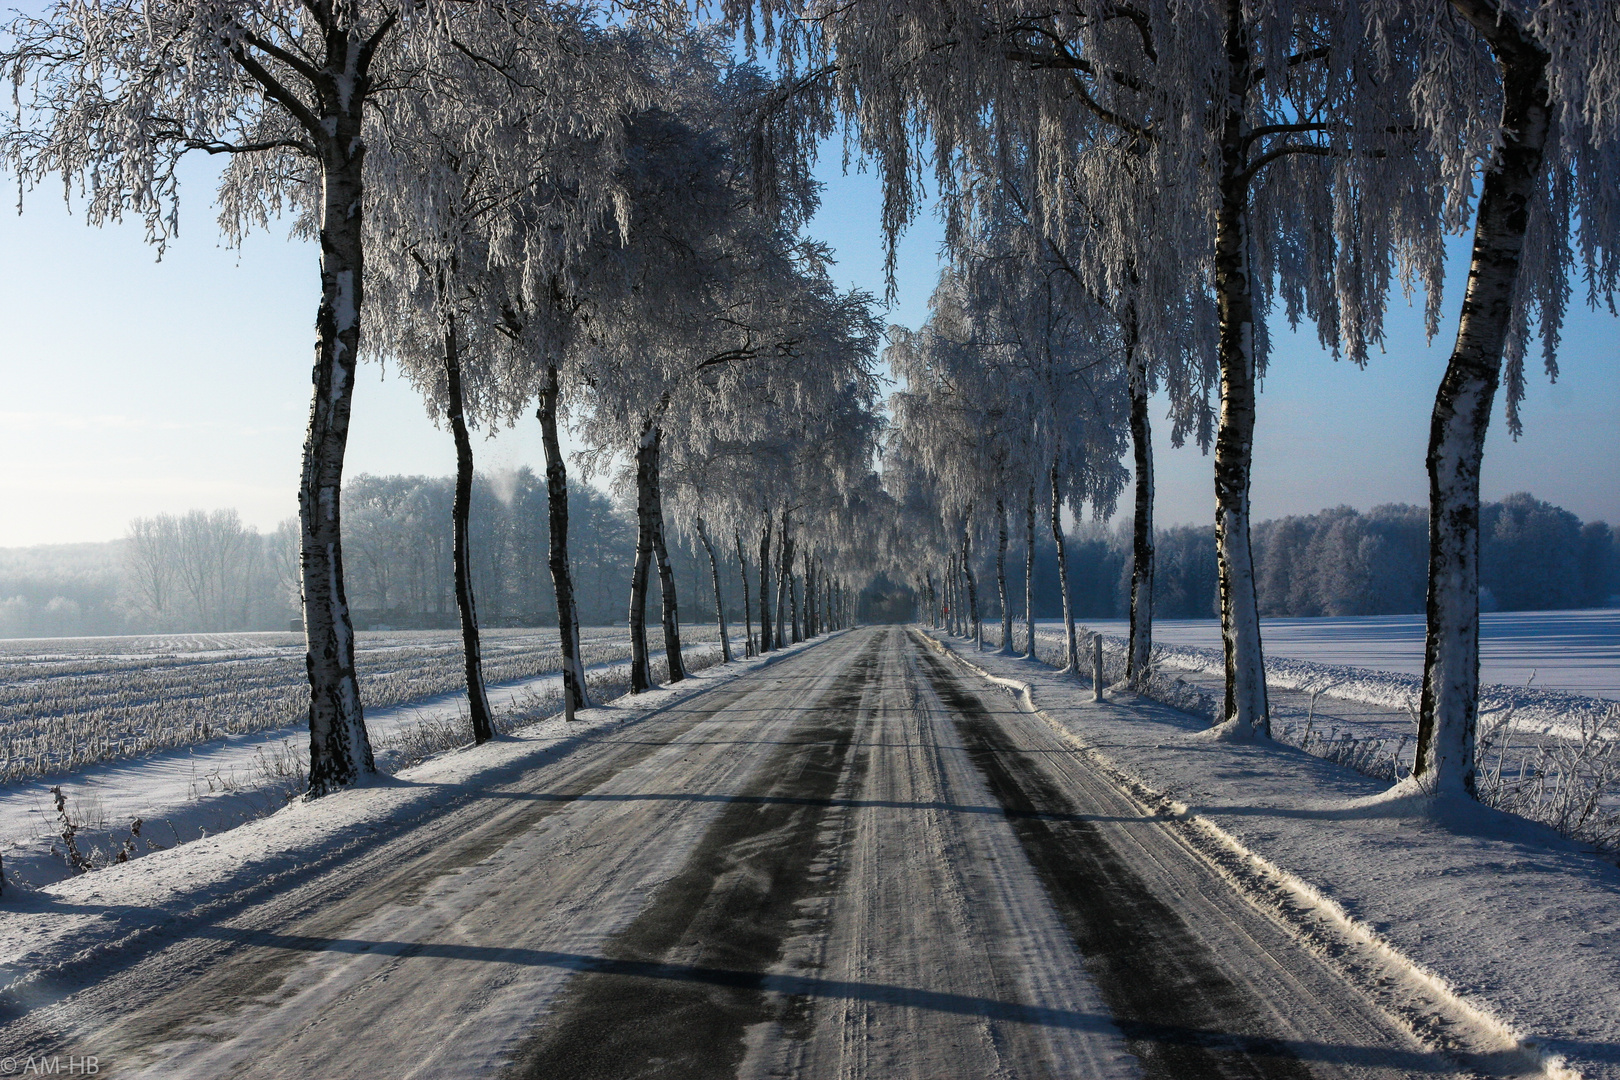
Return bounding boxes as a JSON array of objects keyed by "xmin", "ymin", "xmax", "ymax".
[
  {"xmin": 0, "ymin": 469, "xmax": 742, "ymax": 638},
  {"xmin": 2, "ymin": 487, "xmax": 1612, "ymax": 638},
  {"xmin": 1004, "ymin": 492, "xmax": 1618, "ymax": 621},
  {"xmin": 338, "ymin": 471, "xmax": 738, "ymax": 630}
]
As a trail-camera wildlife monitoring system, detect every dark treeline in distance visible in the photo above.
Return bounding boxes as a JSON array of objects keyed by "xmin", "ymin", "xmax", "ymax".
[
  {"xmin": 0, "ymin": 469, "xmax": 748, "ymax": 638},
  {"xmin": 987, "ymin": 492, "xmax": 1618, "ymax": 623}
]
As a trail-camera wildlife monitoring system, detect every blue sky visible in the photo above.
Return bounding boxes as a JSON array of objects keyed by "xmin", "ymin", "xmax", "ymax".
[{"xmin": 1, "ymin": 149, "xmax": 1616, "ymax": 547}]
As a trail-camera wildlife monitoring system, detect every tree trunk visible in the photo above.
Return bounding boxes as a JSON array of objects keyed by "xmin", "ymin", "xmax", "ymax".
[
  {"xmin": 787, "ymin": 563, "xmax": 799, "ymax": 644},
  {"xmin": 1024, "ymin": 480, "xmax": 1036, "ymax": 658},
  {"xmin": 1051, "ymin": 461, "xmax": 1079, "ymax": 674},
  {"xmin": 996, "ymin": 498, "xmax": 1013, "ymax": 654},
  {"xmin": 443, "ymin": 311, "xmax": 493, "ymax": 744},
  {"xmin": 645, "ymin": 427, "xmax": 685, "ymax": 684},
  {"xmin": 1126, "ymin": 310, "xmax": 1156, "ymax": 689},
  {"xmin": 805, "ymin": 554, "xmax": 817, "ymax": 637},
  {"xmin": 1211, "ymin": 0, "xmax": 1269, "ymax": 736},
  {"xmin": 758, "ymin": 512, "xmax": 774, "ymax": 652},
  {"xmin": 302, "ymin": 138, "xmax": 375, "ymax": 797},
  {"xmin": 696, "ymin": 520, "xmax": 732, "ymax": 663},
  {"xmin": 775, "ymin": 522, "xmax": 792, "ymax": 648},
  {"xmin": 951, "ymin": 556, "xmax": 962, "ymax": 636},
  {"xmin": 735, "ymin": 528, "xmax": 754, "ymax": 657},
  {"xmin": 628, "ymin": 421, "xmax": 658, "ymax": 693},
  {"xmin": 962, "ymin": 516, "xmax": 982, "ymax": 650},
  {"xmin": 537, "ymin": 364, "xmax": 588, "ymax": 721},
  {"xmin": 1416, "ymin": 0, "xmax": 1552, "ymax": 796}
]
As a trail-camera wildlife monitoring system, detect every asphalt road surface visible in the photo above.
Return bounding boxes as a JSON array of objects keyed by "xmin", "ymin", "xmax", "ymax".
[{"xmin": 3, "ymin": 627, "xmax": 1481, "ymax": 1079}]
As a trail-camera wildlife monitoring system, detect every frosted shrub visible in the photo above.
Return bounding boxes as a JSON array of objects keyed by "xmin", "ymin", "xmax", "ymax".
[{"xmin": 1477, "ymin": 704, "xmax": 1620, "ymax": 852}]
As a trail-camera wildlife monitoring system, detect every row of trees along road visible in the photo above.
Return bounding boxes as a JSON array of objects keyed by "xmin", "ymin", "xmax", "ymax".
[
  {"xmin": 725, "ymin": 0, "xmax": 1619, "ymax": 800},
  {"xmin": 5, "ymin": 0, "xmax": 1618, "ymax": 805},
  {"xmin": 3, "ymin": 6, "xmax": 878, "ymax": 794}
]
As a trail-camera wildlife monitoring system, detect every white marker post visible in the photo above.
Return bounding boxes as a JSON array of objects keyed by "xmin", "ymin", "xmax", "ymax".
[{"xmin": 1092, "ymin": 633, "xmax": 1105, "ymax": 703}]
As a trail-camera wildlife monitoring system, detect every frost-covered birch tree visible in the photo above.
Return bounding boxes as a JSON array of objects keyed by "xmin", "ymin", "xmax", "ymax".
[
  {"xmin": 1382, "ymin": 0, "xmax": 1620, "ymax": 796},
  {"xmin": 361, "ymin": 14, "xmax": 647, "ymax": 741},
  {"xmin": 1, "ymin": 0, "xmax": 431, "ymax": 791},
  {"xmin": 890, "ymin": 258, "xmax": 1129, "ymax": 670},
  {"xmin": 569, "ymin": 60, "xmax": 875, "ymax": 689}
]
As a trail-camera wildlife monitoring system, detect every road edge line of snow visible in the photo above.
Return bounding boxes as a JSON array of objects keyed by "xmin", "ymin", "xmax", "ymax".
[{"xmin": 916, "ymin": 629, "xmax": 1580, "ymax": 1080}]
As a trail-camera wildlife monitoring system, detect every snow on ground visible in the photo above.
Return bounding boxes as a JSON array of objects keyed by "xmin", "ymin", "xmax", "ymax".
[
  {"xmin": 0, "ymin": 641, "xmax": 720, "ymax": 890},
  {"xmin": 1022, "ymin": 613, "xmax": 1619, "ymax": 743},
  {"xmin": 0, "ymin": 636, "xmax": 825, "ymax": 1022},
  {"xmin": 1073, "ymin": 609, "xmax": 1620, "ymax": 701},
  {"xmin": 928, "ymin": 630, "xmax": 1620, "ymax": 1080}
]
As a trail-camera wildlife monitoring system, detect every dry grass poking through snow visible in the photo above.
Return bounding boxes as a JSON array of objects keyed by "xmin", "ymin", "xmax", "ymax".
[{"xmin": 0, "ymin": 627, "xmax": 720, "ymax": 783}]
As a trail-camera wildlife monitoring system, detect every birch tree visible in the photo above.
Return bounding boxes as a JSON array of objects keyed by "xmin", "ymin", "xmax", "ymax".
[
  {"xmin": 1386, "ymin": 0, "xmax": 1620, "ymax": 795},
  {"xmin": 362, "ymin": 14, "xmax": 648, "ymax": 739},
  {"xmin": 571, "ymin": 61, "xmax": 873, "ymax": 688},
  {"xmin": 890, "ymin": 258, "xmax": 1129, "ymax": 669}
]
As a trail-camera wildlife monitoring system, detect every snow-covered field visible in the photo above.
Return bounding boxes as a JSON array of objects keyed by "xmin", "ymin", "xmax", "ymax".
[
  {"xmin": 994, "ymin": 614, "xmax": 1620, "ymax": 851},
  {"xmin": 0, "ymin": 625, "xmax": 721, "ymax": 782},
  {"xmin": 0, "ymin": 626, "xmax": 723, "ymax": 889},
  {"xmin": 1071, "ymin": 609, "xmax": 1620, "ymax": 700}
]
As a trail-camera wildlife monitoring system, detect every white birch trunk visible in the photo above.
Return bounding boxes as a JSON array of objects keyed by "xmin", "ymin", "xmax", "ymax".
[
  {"xmin": 696, "ymin": 519, "xmax": 732, "ymax": 663},
  {"xmin": 301, "ymin": 116, "xmax": 375, "ymax": 796},
  {"xmin": 758, "ymin": 513, "xmax": 774, "ymax": 652},
  {"xmin": 996, "ymin": 498, "xmax": 1013, "ymax": 654},
  {"xmin": 1024, "ymin": 481, "xmax": 1036, "ymax": 659},
  {"xmin": 1126, "ymin": 309, "xmax": 1156, "ymax": 689},
  {"xmin": 1417, "ymin": 0, "xmax": 1552, "ymax": 797},
  {"xmin": 735, "ymin": 529, "xmax": 754, "ymax": 656},
  {"xmin": 537, "ymin": 365, "xmax": 589, "ymax": 720},
  {"xmin": 1050, "ymin": 461, "xmax": 1079, "ymax": 675},
  {"xmin": 644, "ymin": 426, "xmax": 685, "ymax": 684},
  {"xmin": 442, "ymin": 308, "xmax": 493, "ymax": 743},
  {"xmin": 1211, "ymin": 0, "xmax": 1269, "ymax": 737}
]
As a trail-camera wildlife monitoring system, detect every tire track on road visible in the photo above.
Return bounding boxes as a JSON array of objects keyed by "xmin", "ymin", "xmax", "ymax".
[
  {"xmin": 913, "ymin": 636, "xmax": 1460, "ymax": 1080},
  {"xmin": 504, "ymin": 633, "xmax": 885, "ymax": 1080}
]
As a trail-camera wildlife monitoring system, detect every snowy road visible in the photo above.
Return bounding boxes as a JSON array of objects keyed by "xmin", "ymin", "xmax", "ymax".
[{"xmin": 2, "ymin": 628, "xmax": 1481, "ymax": 1079}]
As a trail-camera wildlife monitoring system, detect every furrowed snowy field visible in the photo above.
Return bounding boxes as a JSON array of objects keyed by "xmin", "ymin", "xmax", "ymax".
[
  {"xmin": 0, "ymin": 626, "xmax": 723, "ymax": 888},
  {"xmin": 0, "ymin": 626, "xmax": 727, "ymax": 781}
]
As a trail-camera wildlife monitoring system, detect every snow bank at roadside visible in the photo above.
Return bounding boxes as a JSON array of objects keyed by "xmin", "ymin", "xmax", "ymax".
[
  {"xmin": 931, "ymin": 630, "xmax": 1620, "ymax": 1080},
  {"xmin": 0, "ymin": 635, "xmax": 827, "ymax": 1016}
]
